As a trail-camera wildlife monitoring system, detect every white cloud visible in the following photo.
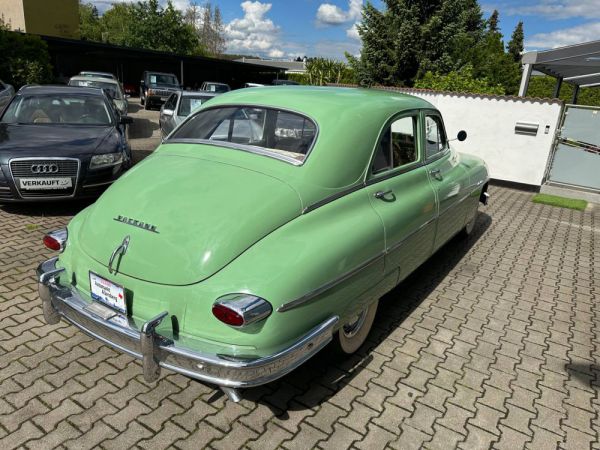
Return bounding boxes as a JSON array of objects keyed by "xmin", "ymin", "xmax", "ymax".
[
  {"xmin": 268, "ymin": 49, "xmax": 284, "ymax": 58},
  {"xmin": 346, "ymin": 22, "xmax": 359, "ymax": 40},
  {"xmin": 526, "ymin": 22, "xmax": 600, "ymax": 49},
  {"xmin": 507, "ymin": 0, "xmax": 600, "ymax": 19},
  {"xmin": 225, "ymin": 1, "xmax": 283, "ymax": 56},
  {"xmin": 316, "ymin": 0, "xmax": 362, "ymax": 25}
]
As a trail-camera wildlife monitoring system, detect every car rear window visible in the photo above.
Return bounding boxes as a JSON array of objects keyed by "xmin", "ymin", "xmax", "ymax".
[{"xmin": 169, "ymin": 106, "xmax": 317, "ymax": 164}]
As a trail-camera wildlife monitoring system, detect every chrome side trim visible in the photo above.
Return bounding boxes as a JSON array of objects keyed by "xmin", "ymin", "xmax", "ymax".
[
  {"xmin": 277, "ymin": 252, "xmax": 384, "ymax": 313},
  {"xmin": 386, "ymin": 216, "xmax": 437, "ymax": 254},
  {"xmin": 302, "ymin": 183, "xmax": 365, "ymax": 214}
]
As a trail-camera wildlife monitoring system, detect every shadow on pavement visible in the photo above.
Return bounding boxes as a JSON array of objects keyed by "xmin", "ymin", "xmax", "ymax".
[
  {"xmin": 246, "ymin": 211, "xmax": 493, "ymax": 415},
  {"xmin": 129, "ymin": 118, "xmax": 159, "ymax": 139},
  {"xmin": 564, "ymin": 362, "xmax": 599, "ymax": 388}
]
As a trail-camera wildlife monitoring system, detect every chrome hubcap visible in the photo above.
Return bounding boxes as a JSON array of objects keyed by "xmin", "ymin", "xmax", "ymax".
[{"xmin": 342, "ymin": 308, "xmax": 368, "ymax": 339}]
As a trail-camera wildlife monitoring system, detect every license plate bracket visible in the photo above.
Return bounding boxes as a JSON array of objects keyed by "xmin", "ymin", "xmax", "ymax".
[{"xmin": 89, "ymin": 272, "xmax": 127, "ymax": 313}]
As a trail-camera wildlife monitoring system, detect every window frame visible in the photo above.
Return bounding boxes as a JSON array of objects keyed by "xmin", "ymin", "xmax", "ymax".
[
  {"xmin": 422, "ymin": 109, "xmax": 450, "ymax": 163},
  {"xmin": 366, "ymin": 109, "xmax": 423, "ymax": 182}
]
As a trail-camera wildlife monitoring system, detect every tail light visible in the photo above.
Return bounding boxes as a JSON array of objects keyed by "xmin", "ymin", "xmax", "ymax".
[
  {"xmin": 43, "ymin": 228, "xmax": 68, "ymax": 252},
  {"xmin": 212, "ymin": 294, "xmax": 272, "ymax": 328}
]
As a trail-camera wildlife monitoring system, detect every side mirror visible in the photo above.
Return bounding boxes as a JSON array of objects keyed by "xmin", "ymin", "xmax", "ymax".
[
  {"xmin": 457, "ymin": 130, "xmax": 467, "ymax": 142},
  {"xmin": 120, "ymin": 116, "xmax": 133, "ymax": 125},
  {"xmin": 162, "ymin": 109, "xmax": 174, "ymax": 117}
]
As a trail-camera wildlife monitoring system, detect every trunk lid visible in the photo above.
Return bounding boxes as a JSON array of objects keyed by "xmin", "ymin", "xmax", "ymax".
[{"xmin": 78, "ymin": 153, "xmax": 302, "ymax": 285}]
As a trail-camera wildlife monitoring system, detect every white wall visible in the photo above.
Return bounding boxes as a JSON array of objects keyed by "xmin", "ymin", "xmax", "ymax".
[{"xmin": 393, "ymin": 88, "xmax": 564, "ymax": 186}]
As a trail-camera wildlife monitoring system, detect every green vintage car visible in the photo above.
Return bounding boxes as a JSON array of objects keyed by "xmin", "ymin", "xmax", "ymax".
[{"xmin": 37, "ymin": 87, "xmax": 489, "ymax": 402}]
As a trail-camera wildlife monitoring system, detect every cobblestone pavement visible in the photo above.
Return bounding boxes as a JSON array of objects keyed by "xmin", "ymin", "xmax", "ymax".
[{"xmin": 1, "ymin": 102, "xmax": 599, "ymax": 449}]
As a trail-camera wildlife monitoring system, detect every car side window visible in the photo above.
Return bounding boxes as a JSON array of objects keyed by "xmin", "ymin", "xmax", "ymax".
[
  {"xmin": 425, "ymin": 115, "xmax": 447, "ymax": 159},
  {"xmin": 372, "ymin": 115, "xmax": 418, "ymax": 175},
  {"xmin": 164, "ymin": 94, "xmax": 177, "ymax": 111}
]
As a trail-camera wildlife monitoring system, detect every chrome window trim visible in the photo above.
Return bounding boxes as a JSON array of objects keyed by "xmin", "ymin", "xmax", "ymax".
[
  {"xmin": 422, "ymin": 110, "xmax": 450, "ymax": 163},
  {"xmin": 165, "ymin": 103, "xmax": 320, "ymax": 166},
  {"xmin": 8, "ymin": 157, "xmax": 81, "ymax": 199},
  {"xmin": 365, "ymin": 109, "xmax": 423, "ymax": 183}
]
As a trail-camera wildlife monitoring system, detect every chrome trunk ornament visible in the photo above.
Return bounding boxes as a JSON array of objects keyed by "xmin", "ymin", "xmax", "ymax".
[{"xmin": 108, "ymin": 235, "xmax": 130, "ymax": 274}]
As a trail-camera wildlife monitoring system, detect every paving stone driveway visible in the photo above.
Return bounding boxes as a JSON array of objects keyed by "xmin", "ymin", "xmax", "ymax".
[{"xmin": 1, "ymin": 103, "xmax": 598, "ymax": 449}]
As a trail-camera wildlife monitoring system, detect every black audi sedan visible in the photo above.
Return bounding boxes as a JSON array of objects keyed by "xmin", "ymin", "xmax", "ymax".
[{"xmin": 0, "ymin": 85, "xmax": 133, "ymax": 202}]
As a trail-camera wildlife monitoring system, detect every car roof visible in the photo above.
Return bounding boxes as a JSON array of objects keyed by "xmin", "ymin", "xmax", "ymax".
[
  {"xmin": 70, "ymin": 76, "xmax": 120, "ymax": 86},
  {"xmin": 145, "ymin": 71, "xmax": 177, "ymax": 76},
  {"xmin": 80, "ymin": 71, "xmax": 114, "ymax": 76},
  {"xmin": 17, "ymin": 85, "xmax": 107, "ymax": 96},
  {"xmin": 187, "ymin": 86, "xmax": 437, "ymax": 191},
  {"xmin": 181, "ymin": 91, "xmax": 216, "ymax": 98}
]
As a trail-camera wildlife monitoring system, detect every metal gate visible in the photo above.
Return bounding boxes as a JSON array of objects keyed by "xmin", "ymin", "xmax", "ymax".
[{"xmin": 547, "ymin": 105, "xmax": 600, "ymax": 191}]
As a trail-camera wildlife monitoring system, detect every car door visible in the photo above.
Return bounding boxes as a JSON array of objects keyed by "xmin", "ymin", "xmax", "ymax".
[
  {"xmin": 160, "ymin": 93, "xmax": 178, "ymax": 137},
  {"xmin": 365, "ymin": 111, "xmax": 438, "ymax": 283},
  {"xmin": 422, "ymin": 111, "xmax": 469, "ymax": 251}
]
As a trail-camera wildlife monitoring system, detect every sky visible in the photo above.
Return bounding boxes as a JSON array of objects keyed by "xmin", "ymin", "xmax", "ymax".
[{"xmin": 90, "ymin": 0, "xmax": 600, "ymax": 59}]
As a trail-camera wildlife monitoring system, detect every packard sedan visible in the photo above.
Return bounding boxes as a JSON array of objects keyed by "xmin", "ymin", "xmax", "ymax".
[{"xmin": 37, "ymin": 87, "xmax": 489, "ymax": 402}]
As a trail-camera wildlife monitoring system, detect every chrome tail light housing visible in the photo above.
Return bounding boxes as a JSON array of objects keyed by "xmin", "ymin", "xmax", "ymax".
[
  {"xmin": 212, "ymin": 294, "xmax": 272, "ymax": 328},
  {"xmin": 43, "ymin": 228, "xmax": 68, "ymax": 252}
]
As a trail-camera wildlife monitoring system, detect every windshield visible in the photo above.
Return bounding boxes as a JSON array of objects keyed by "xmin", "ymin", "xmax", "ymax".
[
  {"xmin": 169, "ymin": 106, "xmax": 317, "ymax": 163},
  {"xmin": 1, "ymin": 94, "xmax": 112, "ymax": 125},
  {"xmin": 149, "ymin": 74, "xmax": 178, "ymax": 86},
  {"xmin": 69, "ymin": 79, "xmax": 122, "ymax": 99},
  {"xmin": 178, "ymin": 96, "xmax": 213, "ymax": 117}
]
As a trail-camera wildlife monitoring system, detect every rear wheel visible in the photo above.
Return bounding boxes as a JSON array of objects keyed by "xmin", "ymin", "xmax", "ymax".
[{"xmin": 332, "ymin": 300, "xmax": 378, "ymax": 355}]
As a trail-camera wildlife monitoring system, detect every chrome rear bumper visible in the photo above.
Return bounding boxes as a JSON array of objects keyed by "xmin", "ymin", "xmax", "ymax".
[{"xmin": 37, "ymin": 257, "xmax": 338, "ymax": 389}]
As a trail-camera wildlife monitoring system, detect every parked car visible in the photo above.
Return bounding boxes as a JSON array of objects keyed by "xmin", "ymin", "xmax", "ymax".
[
  {"xmin": 201, "ymin": 81, "xmax": 231, "ymax": 93},
  {"xmin": 159, "ymin": 90, "xmax": 216, "ymax": 138},
  {"xmin": 0, "ymin": 85, "xmax": 133, "ymax": 202},
  {"xmin": 68, "ymin": 76, "xmax": 128, "ymax": 116},
  {"xmin": 140, "ymin": 71, "xmax": 180, "ymax": 110},
  {"xmin": 0, "ymin": 80, "xmax": 15, "ymax": 111},
  {"xmin": 37, "ymin": 87, "xmax": 488, "ymax": 402},
  {"xmin": 78, "ymin": 71, "xmax": 117, "ymax": 80}
]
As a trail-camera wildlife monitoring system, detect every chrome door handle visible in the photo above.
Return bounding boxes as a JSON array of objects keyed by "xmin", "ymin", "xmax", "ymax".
[
  {"xmin": 374, "ymin": 190, "xmax": 392, "ymax": 199},
  {"xmin": 430, "ymin": 169, "xmax": 443, "ymax": 180}
]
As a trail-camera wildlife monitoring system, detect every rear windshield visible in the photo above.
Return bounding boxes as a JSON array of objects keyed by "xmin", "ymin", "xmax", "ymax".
[
  {"xmin": 149, "ymin": 74, "xmax": 178, "ymax": 86},
  {"xmin": 1, "ymin": 94, "xmax": 112, "ymax": 125},
  {"xmin": 178, "ymin": 96, "xmax": 213, "ymax": 116},
  {"xmin": 169, "ymin": 106, "xmax": 317, "ymax": 164},
  {"xmin": 69, "ymin": 79, "xmax": 122, "ymax": 99}
]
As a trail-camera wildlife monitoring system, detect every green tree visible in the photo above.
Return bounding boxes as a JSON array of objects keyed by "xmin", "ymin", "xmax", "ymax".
[
  {"xmin": 79, "ymin": 1, "xmax": 102, "ymax": 41},
  {"xmin": 79, "ymin": 0, "xmax": 206, "ymax": 56},
  {"xmin": 414, "ymin": 64, "xmax": 505, "ymax": 94},
  {"xmin": 507, "ymin": 21, "xmax": 524, "ymax": 62},
  {"xmin": 0, "ymin": 18, "xmax": 52, "ymax": 87},
  {"xmin": 304, "ymin": 58, "xmax": 353, "ymax": 85},
  {"xmin": 487, "ymin": 9, "xmax": 499, "ymax": 33}
]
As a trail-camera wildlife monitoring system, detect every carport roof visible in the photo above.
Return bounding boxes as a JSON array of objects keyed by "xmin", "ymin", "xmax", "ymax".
[{"xmin": 522, "ymin": 40, "xmax": 600, "ymax": 87}]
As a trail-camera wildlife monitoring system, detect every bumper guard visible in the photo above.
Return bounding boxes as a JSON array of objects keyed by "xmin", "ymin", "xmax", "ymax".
[{"xmin": 37, "ymin": 257, "xmax": 339, "ymax": 393}]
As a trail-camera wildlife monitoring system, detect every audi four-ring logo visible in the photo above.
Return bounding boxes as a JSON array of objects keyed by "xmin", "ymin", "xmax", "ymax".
[{"xmin": 30, "ymin": 164, "xmax": 59, "ymax": 174}]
